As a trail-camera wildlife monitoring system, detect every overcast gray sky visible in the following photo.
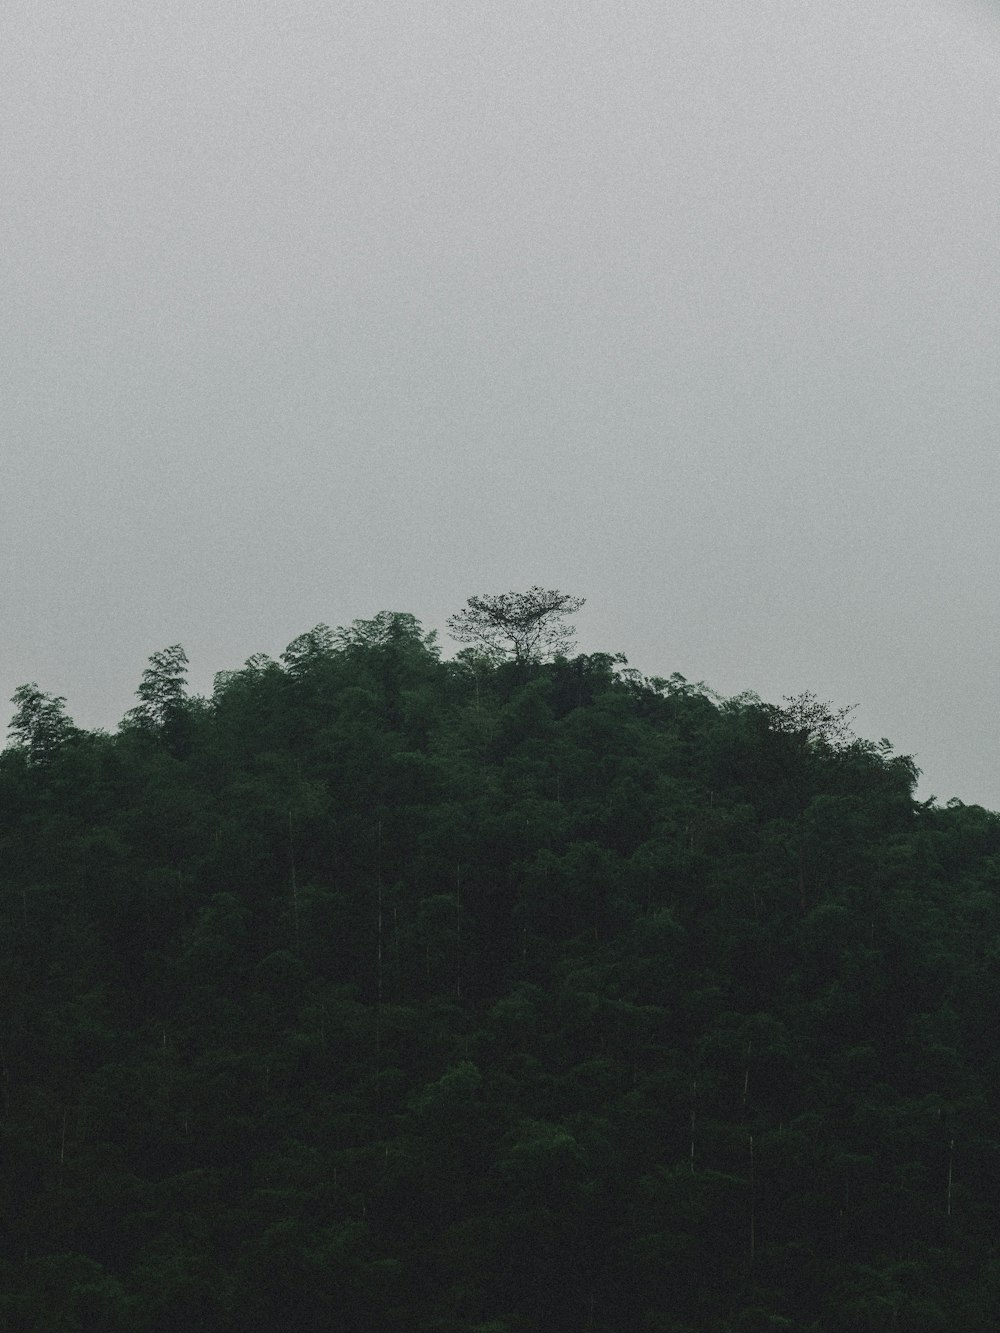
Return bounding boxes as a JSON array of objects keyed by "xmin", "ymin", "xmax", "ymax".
[{"xmin": 4, "ymin": 0, "xmax": 1000, "ymax": 804}]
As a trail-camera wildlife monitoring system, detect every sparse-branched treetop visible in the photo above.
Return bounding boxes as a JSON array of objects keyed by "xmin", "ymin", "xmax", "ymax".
[
  {"xmin": 727, "ymin": 689, "xmax": 859, "ymax": 751},
  {"xmin": 447, "ymin": 587, "xmax": 585, "ymax": 663},
  {"xmin": 771, "ymin": 690, "xmax": 858, "ymax": 749}
]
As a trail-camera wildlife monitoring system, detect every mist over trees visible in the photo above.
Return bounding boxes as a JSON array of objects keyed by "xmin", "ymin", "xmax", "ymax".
[{"xmin": 2, "ymin": 596, "xmax": 1000, "ymax": 1330}]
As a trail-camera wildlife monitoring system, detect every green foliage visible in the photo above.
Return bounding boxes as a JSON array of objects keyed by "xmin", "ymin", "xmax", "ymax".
[
  {"xmin": 0, "ymin": 609, "xmax": 997, "ymax": 1329},
  {"xmin": 7, "ymin": 683, "xmax": 78, "ymax": 764},
  {"xmin": 125, "ymin": 644, "xmax": 189, "ymax": 729}
]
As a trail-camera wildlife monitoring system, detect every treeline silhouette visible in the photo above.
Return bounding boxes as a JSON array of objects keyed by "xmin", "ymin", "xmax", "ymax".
[{"xmin": 3, "ymin": 610, "xmax": 1000, "ymax": 1330}]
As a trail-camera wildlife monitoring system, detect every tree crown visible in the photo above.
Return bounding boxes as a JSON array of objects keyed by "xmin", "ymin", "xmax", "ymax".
[
  {"xmin": 446, "ymin": 587, "xmax": 585, "ymax": 663},
  {"xmin": 7, "ymin": 683, "xmax": 77, "ymax": 764},
  {"xmin": 124, "ymin": 644, "xmax": 189, "ymax": 730}
]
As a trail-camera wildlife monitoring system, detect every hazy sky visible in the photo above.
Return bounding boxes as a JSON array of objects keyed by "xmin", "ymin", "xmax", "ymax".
[{"xmin": 4, "ymin": 0, "xmax": 1000, "ymax": 805}]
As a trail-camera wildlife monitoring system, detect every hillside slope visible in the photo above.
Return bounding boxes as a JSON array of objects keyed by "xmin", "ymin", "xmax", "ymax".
[{"xmin": 3, "ymin": 614, "xmax": 999, "ymax": 1331}]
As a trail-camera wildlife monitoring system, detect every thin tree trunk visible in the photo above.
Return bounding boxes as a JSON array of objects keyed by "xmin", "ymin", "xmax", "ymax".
[
  {"xmin": 376, "ymin": 818, "xmax": 384, "ymax": 1008},
  {"xmin": 749, "ymin": 1133, "xmax": 756, "ymax": 1268},
  {"xmin": 455, "ymin": 862, "xmax": 462, "ymax": 998},
  {"xmin": 690, "ymin": 1079, "xmax": 697, "ymax": 1174},
  {"xmin": 288, "ymin": 810, "xmax": 300, "ymax": 947}
]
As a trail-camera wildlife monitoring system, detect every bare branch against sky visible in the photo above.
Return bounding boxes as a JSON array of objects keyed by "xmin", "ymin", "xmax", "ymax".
[{"xmin": 3, "ymin": 1, "xmax": 1000, "ymax": 804}]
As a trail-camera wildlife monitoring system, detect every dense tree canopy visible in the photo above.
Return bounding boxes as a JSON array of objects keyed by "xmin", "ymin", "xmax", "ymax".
[
  {"xmin": 7, "ymin": 683, "xmax": 77, "ymax": 764},
  {"xmin": 1, "ymin": 614, "xmax": 999, "ymax": 1330}
]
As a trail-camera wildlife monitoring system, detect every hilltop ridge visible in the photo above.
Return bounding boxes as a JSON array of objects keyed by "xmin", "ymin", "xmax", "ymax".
[{"xmin": 2, "ymin": 611, "xmax": 999, "ymax": 1330}]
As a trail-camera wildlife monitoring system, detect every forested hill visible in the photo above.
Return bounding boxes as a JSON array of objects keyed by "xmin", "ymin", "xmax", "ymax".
[{"xmin": 4, "ymin": 612, "xmax": 1000, "ymax": 1331}]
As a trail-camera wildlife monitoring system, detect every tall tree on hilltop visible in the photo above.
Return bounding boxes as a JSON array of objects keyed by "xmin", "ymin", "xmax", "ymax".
[
  {"xmin": 280, "ymin": 625, "xmax": 337, "ymax": 676},
  {"xmin": 7, "ymin": 683, "xmax": 78, "ymax": 764},
  {"xmin": 771, "ymin": 691, "xmax": 858, "ymax": 749},
  {"xmin": 124, "ymin": 645, "xmax": 192, "ymax": 754},
  {"xmin": 447, "ymin": 587, "xmax": 585, "ymax": 664}
]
